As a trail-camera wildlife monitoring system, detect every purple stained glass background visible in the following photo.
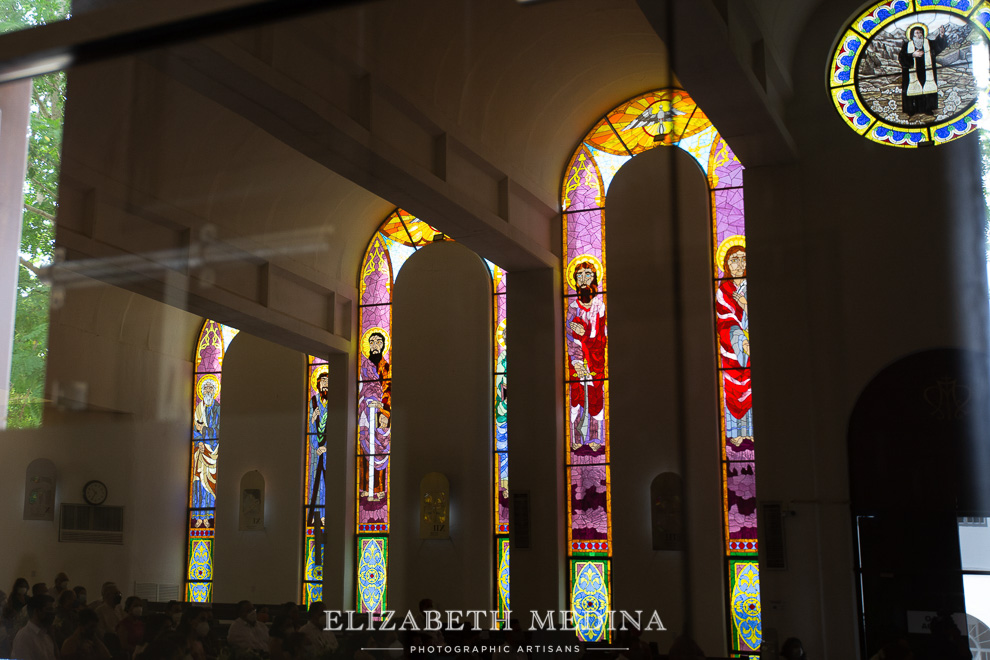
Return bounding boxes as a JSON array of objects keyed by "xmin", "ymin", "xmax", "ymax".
[
  {"xmin": 361, "ymin": 236, "xmax": 392, "ymax": 307},
  {"xmin": 567, "ymin": 427, "xmax": 608, "ymax": 466},
  {"xmin": 726, "ymin": 461, "xmax": 757, "ymax": 539},
  {"xmin": 565, "ymin": 210, "xmax": 606, "ymax": 294},
  {"xmin": 570, "ymin": 465, "xmax": 608, "ymax": 542},
  {"xmin": 563, "ymin": 147, "xmax": 603, "ymax": 212},
  {"xmin": 195, "ymin": 321, "xmax": 223, "ymax": 373},
  {"xmin": 726, "ymin": 436, "xmax": 754, "ymax": 462},
  {"xmin": 360, "ymin": 307, "xmax": 392, "ymax": 367},
  {"xmin": 496, "ymin": 453, "xmax": 509, "ymax": 527},
  {"xmin": 714, "ymin": 188, "xmax": 746, "ymax": 254},
  {"xmin": 710, "ymin": 135, "xmax": 744, "ymax": 189},
  {"xmin": 359, "ymin": 491, "xmax": 389, "ymax": 524}
]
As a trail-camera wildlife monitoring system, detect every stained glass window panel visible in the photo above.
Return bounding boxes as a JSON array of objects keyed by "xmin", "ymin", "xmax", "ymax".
[
  {"xmin": 192, "ymin": 374, "xmax": 221, "ymax": 439},
  {"xmin": 676, "ymin": 123, "xmax": 718, "ymax": 175},
  {"xmin": 564, "ymin": 213, "xmax": 606, "ymax": 294},
  {"xmin": 497, "ymin": 539, "xmax": 511, "ymax": 622},
  {"xmin": 712, "ymin": 197, "xmax": 746, "ymax": 265},
  {"xmin": 186, "ymin": 319, "xmax": 237, "ymax": 602},
  {"xmin": 494, "ymin": 452, "xmax": 509, "ymax": 532},
  {"xmin": 828, "ymin": 1, "xmax": 990, "ymax": 147},
  {"xmin": 568, "ymin": 465, "xmax": 611, "ymax": 553},
  {"xmin": 187, "ymin": 539, "xmax": 213, "ymax": 581},
  {"xmin": 563, "ymin": 89, "xmax": 759, "ymax": 653},
  {"xmin": 606, "ymin": 90, "xmax": 706, "ymax": 153},
  {"xmin": 565, "ymin": 380, "xmax": 610, "ymax": 468},
  {"xmin": 562, "ymin": 146, "xmax": 605, "ymax": 212},
  {"xmin": 186, "ymin": 582, "xmax": 211, "ymax": 603},
  {"xmin": 708, "ymin": 135, "xmax": 745, "ymax": 189},
  {"xmin": 729, "ymin": 560, "xmax": 762, "ymax": 653},
  {"xmin": 725, "ymin": 461, "xmax": 758, "ymax": 548},
  {"xmin": 830, "ymin": 86, "xmax": 874, "ymax": 135},
  {"xmin": 189, "ymin": 441, "xmax": 219, "ymax": 509},
  {"xmin": 570, "ymin": 559, "xmax": 610, "ymax": 643},
  {"xmin": 357, "ymin": 537, "xmax": 388, "ymax": 615},
  {"xmin": 302, "ymin": 356, "xmax": 328, "ymax": 605},
  {"xmin": 356, "ymin": 452, "xmax": 390, "ymax": 527},
  {"xmin": 587, "ymin": 146, "xmax": 632, "ymax": 196}
]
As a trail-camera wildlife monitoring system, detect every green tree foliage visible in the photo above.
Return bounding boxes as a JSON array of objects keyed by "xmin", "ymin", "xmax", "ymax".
[
  {"xmin": 4, "ymin": 0, "xmax": 69, "ymax": 427},
  {"xmin": 0, "ymin": 0, "xmax": 69, "ymax": 33}
]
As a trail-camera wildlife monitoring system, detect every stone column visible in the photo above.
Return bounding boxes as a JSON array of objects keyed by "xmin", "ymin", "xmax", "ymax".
[{"xmin": 506, "ymin": 266, "xmax": 564, "ymax": 616}]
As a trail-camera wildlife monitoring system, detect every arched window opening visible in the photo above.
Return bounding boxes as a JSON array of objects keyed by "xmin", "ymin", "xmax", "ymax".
[
  {"xmin": 303, "ymin": 356, "xmax": 329, "ymax": 605},
  {"xmin": 186, "ymin": 319, "xmax": 239, "ymax": 602},
  {"xmin": 356, "ymin": 209, "xmax": 510, "ymax": 622}
]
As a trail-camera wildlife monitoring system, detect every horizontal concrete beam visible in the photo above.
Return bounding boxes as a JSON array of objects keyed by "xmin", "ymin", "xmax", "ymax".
[
  {"xmin": 149, "ymin": 34, "xmax": 559, "ymax": 271},
  {"xmin": 0, "ymin": 0, "xmax": 361, "ymax": 83},
  {"xmin": 54, "ymin": 171, "xmax": 354, "ymax": 356}
]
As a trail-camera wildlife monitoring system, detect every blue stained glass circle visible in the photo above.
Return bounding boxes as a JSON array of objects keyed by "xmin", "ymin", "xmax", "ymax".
[{"xmin": 832, "ymin": 4, "xmax": 985, "ymax": 147}]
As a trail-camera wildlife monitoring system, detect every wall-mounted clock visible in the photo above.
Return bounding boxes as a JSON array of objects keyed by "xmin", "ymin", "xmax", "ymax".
[{"xmin": 83, "ymin": 480, "xmax": 107, "ymax": 505}]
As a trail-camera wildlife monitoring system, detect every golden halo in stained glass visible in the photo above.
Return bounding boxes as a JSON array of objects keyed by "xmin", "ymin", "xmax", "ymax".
[
  {"xmin": 361, "ymin": 327, "xmax": 391, "ymax": 359},
  {"xmin": 905, "ymin": 22, "xmax": 928, "ymax": 39},
  {"xmin": 716, "ymin": 235, "xmax": 746, "ymax": 274},
  {"xmin": 566, "ymin": 254, "xmax": 605, "ymax": 292},
  {"xmin": 309, "ymin": 364, "xmax": 329, "ymax": 395},
  {"xmin": 197, "ymin": 373, "xmax": 221, "ymax": 401},
  {"xmin": 496, "ymin": 318, "xmax": 507, "ymax": 349}
]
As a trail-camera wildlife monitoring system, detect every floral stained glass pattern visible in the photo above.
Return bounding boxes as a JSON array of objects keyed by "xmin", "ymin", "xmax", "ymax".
[{"xmin": 562, "ymin": 89, "xmax": 760, "ymax": 651}]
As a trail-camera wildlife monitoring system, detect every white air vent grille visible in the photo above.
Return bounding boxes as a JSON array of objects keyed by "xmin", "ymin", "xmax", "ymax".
[
  {"xmin": 59, "ymin": 504, "xmax": 124, "ymax": 544},
  {"xmin": 134, "ymin": 583, "xmax": 180, "ymax": 602}
]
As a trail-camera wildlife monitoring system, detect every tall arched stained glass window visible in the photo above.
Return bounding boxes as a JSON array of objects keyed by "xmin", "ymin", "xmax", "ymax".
[
  {"xmin": 489, "ymin": 262, "xmax": 510, "ymax": 623},
  {"xmin": 561, "ymin": 89, "xmax": 760, "ymax": 653},
  {"xmin": 186, "ymin": 319, "xmax": 239, "ymax": 602},
  {"xmin": 355, "ymin": 210, "xmax": 510, "ymax": 619},
  {"xmin": 303, "ymin": 356, "xmax": 329, "ymax": 605}
]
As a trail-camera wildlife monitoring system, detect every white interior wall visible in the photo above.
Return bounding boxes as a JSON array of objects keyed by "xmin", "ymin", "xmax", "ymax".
[
  {"xmin": 212, "ymin": 332, "xmax": 304, "ymax": 605},
  {"xmin": 606, "ymin": 146, "xmax": 726, "ymax": 652},
  {"xmin": 389, "ymin": 241, "xmax": 492, "ymax": 614}
]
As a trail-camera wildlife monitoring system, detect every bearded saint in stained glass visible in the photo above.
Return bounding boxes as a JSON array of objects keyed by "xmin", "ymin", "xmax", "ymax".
[
  {"xmin": 715, "ymin": 243, "xmax": 753, "ymax": 444},
  {"xmin": 358, "ymin": 330, "xmax": 391, "ymax": 500},
  {"xmin": 308, "ymin": 370, "xmax": 329, "ymax": 522},
  {"xmin": 193, "ymin": 377, "xmax": 220, "ymax": 440},
  {"xmin": 567, "ymin": 261, "xmax": 607, "ymax": 451}
]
